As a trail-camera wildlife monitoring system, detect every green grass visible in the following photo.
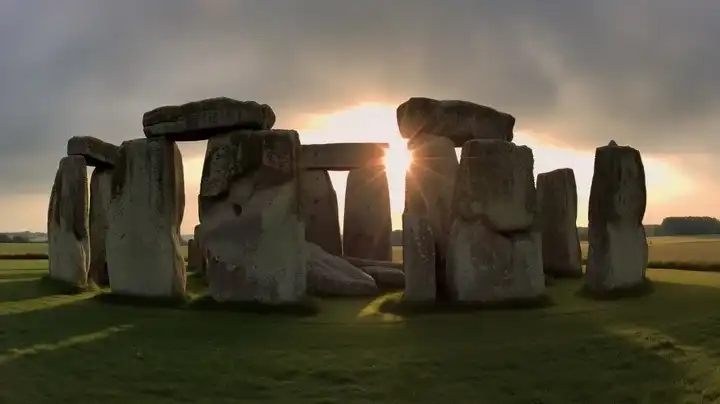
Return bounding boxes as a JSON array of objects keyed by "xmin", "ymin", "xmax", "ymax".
[{"xmin": 3, "ymin": 261, "xmax": 720, "ymax": 402}]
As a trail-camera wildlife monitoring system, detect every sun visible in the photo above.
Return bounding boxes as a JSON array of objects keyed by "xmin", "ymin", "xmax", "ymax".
[{"xmin": 299, "ymin": 102, "xmax": 413, "ymax": 216}]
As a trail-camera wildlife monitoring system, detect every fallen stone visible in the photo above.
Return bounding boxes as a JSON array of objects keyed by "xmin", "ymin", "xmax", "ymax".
[
  {"xmin": 199, "ymin": 129, "xmax": 307, "ymax": 304},
  {"xmin": 67, "ymin": 136, "xmax": 120, "ymax": 167},
  {"xmin": 300, "ymin": 143, "xmax": 387, "ymax": 170},
  {"xmin": 106, "ymin": 138, "xmax": 186, "ymax": 298},
  {"xmin": 343, "ymin": 166, "xmax": 392, "ymax": 261},
  {"xmin": 585, "ymin": 143, "xmax": 648, "ymax": 292},
  {"xmin": 537, "ymin": 168, "xmax": 582, "ymax": 277},
  {"xmin": 143, "ymin": 97, "xmax": 276, "ymax": 141},
  {"xmin": 397, "ymin": 97, "xmax": 515, "ymax": 147},
  {"xmin": 402, "ymin": 214, "xmax": 437, "ymax": 302},
  {"xmin": 405, "ymin": 134, "xmax": 458, "ymax": 297},
  {"xmin": 452, "ymin": 140, "xmax": 536, "ymax": 232},
  {"xmin": 447, "ymin": 220, "xmax": 545, "ymax": 302},
  {"xmin": 342, "ymin": 256, "xmax": 403, "ymax": 270},
  {"xmin": 361, "ymin": 266, "xmax": 405, "ymax": 289},
  {"xmin": 89, "ymin": 167, "xmax": 113, "ymax": 286},
  {"xmin": 299, "ymin": 170, "xmax": 342, "ymax": 256},
  {"xmin": 48, "ymin": 156, "xmax": 90, "ymax": 286},
  {"xmin": 306, "ymin": 243, "xmax": 378, "ymax": 296}
]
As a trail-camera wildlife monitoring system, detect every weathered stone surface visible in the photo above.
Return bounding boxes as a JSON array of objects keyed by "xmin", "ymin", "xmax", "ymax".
[
  {"xmin": 300, "ymin": 143, "xmax": 388, "ymax": 170},
  {"xmin": 187, "ymin": 225, "xmax": 207, "ymax": 275},
  {"xmin": 143, "ymin": 97, "xmax": 276, "ymax": 141},
  {"xmin": 48, "ymin": 156, "xmax": 90, "ymax": 285},
  {"xmin": 405, "ymin": 135, "xmax": 458, "ymax": 297},
  {"xmin": 89, "ymin": 167, "xmax": 113, "ymax": 286},
  {"xmin": 402, "ymin": 214, "xmax": 437, "ymax": 302},
  {"xmin": 537, "ymin": 168, "xmax": 582, "ymax": 277},
  {"xmin": 343, "ymin": 166, "xmax": 392, "ymax": 261},
  {"xmin": 452, "ymin": 140, "xmax": 536, "ymax": 232},
  {"xmin": 67, "ymin": 136, "xmax": 120, "ymax": 167},
  {"xmin": 106, "ymin": 138, "xmax": 186, "ymax": 297},
  {"xmin": 585, "ymin": 143, "xmax": 648, "ymax": 292},
  {"xmin": 299, "ymin": 170, "xmax": 342, "ymax": 256},
  {"xmin": 306, "ymin": 243, "xmax": 378, "ymax": 296},
  {"xmin": 361, "ymin": 266, "xmax": 405, "ymax": 289},
  {"xmin": 397, "ymin": 97, "xmax": 515, "ymax": 147},
  {"xmin": 342, "ymin": 256, "xmax": 402, "ymax": 270},
  {"xmin": 447, "ymin": 221, "xmax": 545, "ymax": 302},
  {"xmin": 199, "ymin": 129, "xmax": 307, "ymax": 304}
]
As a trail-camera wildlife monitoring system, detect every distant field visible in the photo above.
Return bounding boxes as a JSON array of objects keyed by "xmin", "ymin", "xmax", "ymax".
[{"xmin": 4, "ymin": 235, "xmax": 720, "ymax": 269}]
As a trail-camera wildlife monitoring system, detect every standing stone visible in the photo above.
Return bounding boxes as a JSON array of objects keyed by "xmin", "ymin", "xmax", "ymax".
[
  {"xmin": 106, "ymin": 138, "xmax": 186, "ymax": 298},
  {"xmin": 405, "ymin": 134, "xmax": 458, "ymax": 298},
  {"xmin": 187, "ymin": 224, "xmax": 206, "ymax": 276},
  {"xmin": 47, "ymin": 156, "xmax": 90, "ymax": 286},
  {"xmin": 343, "ymin": 166, "xmax": 392, "ymax": 261},
  {"xmin": 89, "ymin": 167, "xmax": 114, "ymax": 286},
  {"xmin": 585, "ymin": 143, "xmax": 648, "ymax": 292},
  {"xmin": 446, "ymin": 140, "xmax": 545, "ymax": 303},
  {"xmin": 397, "ymin": 97, "xmax": 515, "ymax": 146},
  {"xmin": 199, "ymin": 129, "xmax": 307, "ymax": 304},
  {"xmin": 299, "ymin": 170, "xmax": 342, "ymax": 256},
  {"xmin": 537, "ymin": 168, "xmax": 583, "ymax": 277},
  {"xmin": 402, "ymin": 214, "xmax": 436, "ymax": 303},
  {"xmin": 142, "ymin": 97, "xmax": 276, "ymax": 141}
]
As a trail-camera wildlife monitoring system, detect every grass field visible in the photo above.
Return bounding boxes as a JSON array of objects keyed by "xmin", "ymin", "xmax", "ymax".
[{"xmin": 3, "ymin": 260, "xmax": 720, "ymax": 402}]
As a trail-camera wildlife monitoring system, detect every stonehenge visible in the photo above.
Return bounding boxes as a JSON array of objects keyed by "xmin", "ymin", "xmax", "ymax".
[
  {"xmin": 45, "ymin": 95, "xmax": 651, "ymax": 309},
  {"xmin": 585, "ymin": 142, "xmax": 648, "ymax": 292},
  {"xmin": 198, "ymin": 129, "xmax": 307, "ymax": 304},
  {"xmin": 446, "ymin": 140, "xmax": 545, "ymax": 303},
  {"xmin": 106, "ymin": 138, "xmax": 186, "ymax": 298},
  {"xmin": 537, "ymin": 168, "xmax": 583, "ymax": 277},
  {"xmin": 48, "ymin": 156, "xmax": 90, "ymax": 286}
]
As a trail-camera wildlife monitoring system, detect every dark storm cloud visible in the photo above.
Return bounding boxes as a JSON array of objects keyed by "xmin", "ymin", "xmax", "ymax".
[{"xmin": 1, "ymin": 0, "xmax": 719, "ymax": 194}]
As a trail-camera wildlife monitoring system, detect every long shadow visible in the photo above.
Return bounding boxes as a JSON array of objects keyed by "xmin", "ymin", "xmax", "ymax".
[
  {"xmin": 0, "ymin": 286, "xmax": 698, "ymax": 403},
  {"xmin": 0, "ymin": 278, "xmax": 60, "ymax": 303}
]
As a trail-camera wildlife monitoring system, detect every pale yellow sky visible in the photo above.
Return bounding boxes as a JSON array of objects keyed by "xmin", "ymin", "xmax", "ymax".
[{"xmin": 1, "ymin": 102, "xmax": 706, "ymax": 235}]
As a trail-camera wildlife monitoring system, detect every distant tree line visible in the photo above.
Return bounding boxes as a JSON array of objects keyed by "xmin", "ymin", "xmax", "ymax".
[{"xmin": 0, "ymin": 234, "xmax": 30, "ymax": 243}]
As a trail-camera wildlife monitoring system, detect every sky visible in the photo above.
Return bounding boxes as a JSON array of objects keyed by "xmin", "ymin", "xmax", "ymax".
[{"xmin": 1, "ymin": 0, "xmax": 719, "ymax": 234}]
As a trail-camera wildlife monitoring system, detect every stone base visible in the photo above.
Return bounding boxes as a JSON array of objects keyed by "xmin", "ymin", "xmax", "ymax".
[{"xmin": 446, "ymin": 220, "xmax": 545, "ymax": 303}]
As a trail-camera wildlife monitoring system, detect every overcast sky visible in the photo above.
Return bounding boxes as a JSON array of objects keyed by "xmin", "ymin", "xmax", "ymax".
[{"xmin": 1, "ymin": 0, "xmax": 719, "ymax": 233}]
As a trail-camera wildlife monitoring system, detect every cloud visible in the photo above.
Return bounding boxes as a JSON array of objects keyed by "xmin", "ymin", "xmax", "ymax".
[{"xmin": 1, "ymin": 0, "xmax": 719, "ymax": 205}]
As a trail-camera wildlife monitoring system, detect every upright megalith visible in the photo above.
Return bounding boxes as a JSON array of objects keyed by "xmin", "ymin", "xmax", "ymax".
[
  {"xmin": 397, "ymin": 97, "xmax": 515, "ymax": 146},
  {"xmin": 199, "ymin": 129, "xmax": 307, "ymax": 304},
  {"xmin": 404, "ymin": 134, "xmax": 458, "ymax": 298},
  {"xmin": 402, "ymin": 213, "xmax": 436, "ymax": 302},
  {"xmin": 89, "ymin": 168, "xmax": 114, "ymax": 286},
  {"xmin": 142, "ymin": 97, "xmax": 276, "ymax": 141},
  {"xmin": 299, "ymin": 170, "xmax": 342, "ymax": 256},
  {"xmin": 48, "ymin": 156, "xmax": 90, "ymax": 286},
  {"xmin": 187, "ymin": 225, "xmax": 206, "ymax": 276},
  {"xmin": 537, "ymin": 168, "xmax": 582, "ymax": 277},
  {"xmin": 343, "ymin": 166, "xmax": 392, "ymax": 261},
  {"xmin": 106, "ymin": 138, "xmax": 186, "ymax": 298},
  {"xmin": 585, "ymin": 142, "xmax": 648, "ymax": 292},
  {"xmin": 446, "ymin": 140, "xmax": 545, "ymax": 303}
]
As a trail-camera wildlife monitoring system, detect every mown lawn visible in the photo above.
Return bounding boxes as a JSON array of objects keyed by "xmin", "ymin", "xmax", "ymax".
[{"xmin": 2, "ymin": 261, "xmax": 720, "ymax": 402}]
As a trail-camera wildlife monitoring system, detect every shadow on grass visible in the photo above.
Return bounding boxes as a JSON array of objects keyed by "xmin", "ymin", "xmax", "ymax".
[
  {"xmin": 378, "ymin": 293, "xmax": 554, "ymax": 317},
  {"xmin": 92, "ymin": 292, "xmax": 319, "ymax": 317},
  {"xmin": 576, "ymin": 278, "xmax": 655, "ymax": 301}
]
